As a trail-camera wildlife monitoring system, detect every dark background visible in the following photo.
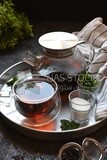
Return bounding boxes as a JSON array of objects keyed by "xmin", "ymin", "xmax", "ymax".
[
  {"xmin": 12, "ymin": 0, "xmax": 107, "ymax": 24},
  {"xmin": 0, "ymin": 0, "xmax": 106, "ymax": 23}
]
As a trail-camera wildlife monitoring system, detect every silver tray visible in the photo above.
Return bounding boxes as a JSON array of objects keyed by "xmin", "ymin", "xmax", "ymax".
[{"xmin": 0, "ymin": 61, "xmax": 107, "ymax": 141}]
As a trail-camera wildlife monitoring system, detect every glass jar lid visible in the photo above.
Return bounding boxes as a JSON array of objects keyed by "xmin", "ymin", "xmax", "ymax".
[{"xmin": 82, "ymin": 137, "xmax": 105, "ymax": 160}]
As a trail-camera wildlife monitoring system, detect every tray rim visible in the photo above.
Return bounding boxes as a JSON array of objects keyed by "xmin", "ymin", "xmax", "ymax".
[{"xmin": 0, "ymin": 61, "xmax": 107, "ymax": 141}]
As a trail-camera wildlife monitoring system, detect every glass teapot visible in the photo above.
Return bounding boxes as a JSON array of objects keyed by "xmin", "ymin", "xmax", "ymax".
[{"xmin": 22, "ymin": 31, "xmax": 87, "ymax": 100}]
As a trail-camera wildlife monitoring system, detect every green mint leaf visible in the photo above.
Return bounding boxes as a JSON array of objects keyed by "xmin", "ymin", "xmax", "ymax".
[
  {"xmin": 6, "ymin": 76, "xmax": 17, "ymax": 87},
  {"xmin": 60, "ymin": 119, "xmax": 80, "ymax": 131}
]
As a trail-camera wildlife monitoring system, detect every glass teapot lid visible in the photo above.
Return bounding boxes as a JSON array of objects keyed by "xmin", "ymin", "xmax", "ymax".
[{"xmin": 38, "ymin": 31, "xmax": 78, "ymax": 50}]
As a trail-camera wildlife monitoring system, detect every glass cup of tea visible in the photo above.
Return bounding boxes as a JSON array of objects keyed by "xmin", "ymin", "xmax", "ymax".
[{"xmin": 12, "ymin": 74, "xmax": 61, "ymax": 126}]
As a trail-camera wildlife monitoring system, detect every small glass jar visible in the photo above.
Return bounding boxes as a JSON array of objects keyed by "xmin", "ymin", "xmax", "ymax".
[
  {"xmin": 23, "ymin": 32, "xmax": 86, "ymax": 101},
  {"xmin": 57, "ymin": 137, "xmax": 105, "ymax": 160}
]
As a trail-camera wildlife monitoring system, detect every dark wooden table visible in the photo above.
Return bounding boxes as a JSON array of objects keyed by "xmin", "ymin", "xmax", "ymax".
[{"xmin": 0, "ymin": 21, "xmax": 107, "ymax": 160}]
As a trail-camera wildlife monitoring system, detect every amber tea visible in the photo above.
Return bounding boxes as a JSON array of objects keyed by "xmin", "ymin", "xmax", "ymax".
[{"xmin": 12, "ymin": 75, "xmax": 61, "ymax": 119}]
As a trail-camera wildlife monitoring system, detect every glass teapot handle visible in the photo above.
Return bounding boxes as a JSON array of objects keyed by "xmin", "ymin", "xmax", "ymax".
[{"xmin": 22, "ymin": 50, "xmax": 43, "ymax": 71}]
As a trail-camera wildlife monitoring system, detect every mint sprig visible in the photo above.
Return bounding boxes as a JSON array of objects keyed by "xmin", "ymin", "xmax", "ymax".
[
  {"xmin": 60, "ymin": 119, "xmax": 80, "ymax": 131},
  {"xmin": 6, "ymin": 76, "xmax": 17, "ymax": 87}
]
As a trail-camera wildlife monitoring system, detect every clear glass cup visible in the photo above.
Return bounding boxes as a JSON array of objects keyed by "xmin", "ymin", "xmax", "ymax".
[
  {"xmin": 77, "ymin": 71, "xmax": 101, "ymax": 95},
  {"xmin": 68, "ymin": 89, "xmax": 94, "ymax": 125},
  {"xmin": 12, "ymin": 75, "xmax": 61, "ymax": 126}
]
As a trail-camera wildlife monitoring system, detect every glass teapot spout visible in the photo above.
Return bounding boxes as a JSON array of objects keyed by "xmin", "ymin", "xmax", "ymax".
[{"xmin": 22, "ymin": 50, "xmax": 43, "ymax": 70}]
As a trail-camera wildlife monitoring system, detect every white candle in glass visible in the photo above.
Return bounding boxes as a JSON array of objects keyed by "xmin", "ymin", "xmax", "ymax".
[{"xmin": 70, "ymin": 97, "xmax": 91, "ymax": 123}]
